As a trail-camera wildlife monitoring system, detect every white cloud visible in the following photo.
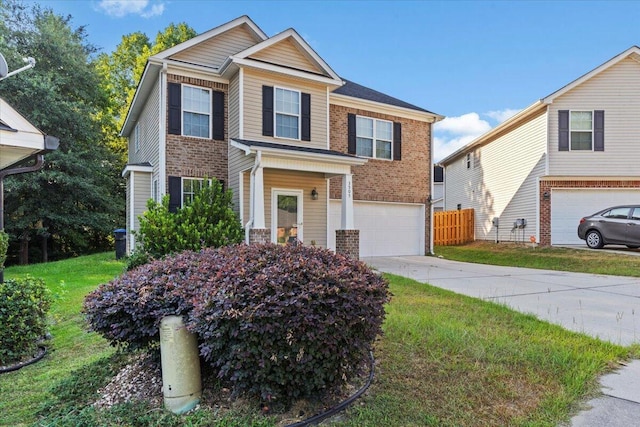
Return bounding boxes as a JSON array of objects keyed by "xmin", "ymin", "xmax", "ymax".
[
  {"xmin": 432, "ymin": 109, "xmax": 523, "ymax": 162},
  {"xmin": 435, "ymin": 112, "xmax": 491, "ymax": 136},
  {"xmin": 97, "ymin": 0, "xmax": 164, "ymax": 18},
  {"xmin": 485, "ymin": 108, "xmax": 521, "ymax": 123}
]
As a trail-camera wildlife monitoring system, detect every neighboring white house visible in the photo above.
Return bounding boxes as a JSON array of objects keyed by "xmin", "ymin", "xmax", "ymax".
[{"xmin": 439, "ymin": 46, "xmax": 640, "ymax": 246}]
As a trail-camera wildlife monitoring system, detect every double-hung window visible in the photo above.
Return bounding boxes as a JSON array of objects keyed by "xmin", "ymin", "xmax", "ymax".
[
  {"xmin": 356, "ymin": 116, "xmax": 393, "ymax": 160},
  {"xmin": 182, "ymin": 85, "xmax": 211, "ymax": 139},
  {"xmin": 275, "ymin": 87, "xmax": 300, "ymax": 139},
  {"xmin": 181, "ymin": 178, "xmax": 207, "ymax": 206},
  {"xmin": 570, "ymin": 111, "xmax": 593, "ymax": 150}
]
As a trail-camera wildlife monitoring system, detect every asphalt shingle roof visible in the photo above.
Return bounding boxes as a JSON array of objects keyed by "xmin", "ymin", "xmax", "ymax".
[{"xmin": 334, "ymin": 79, "xmax": 435, "ymax": 114}]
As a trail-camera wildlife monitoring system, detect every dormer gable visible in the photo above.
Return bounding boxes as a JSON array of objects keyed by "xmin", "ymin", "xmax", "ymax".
[{"xmin": 228, "ymin": 28, "xmax": 342, "ymax": 83}]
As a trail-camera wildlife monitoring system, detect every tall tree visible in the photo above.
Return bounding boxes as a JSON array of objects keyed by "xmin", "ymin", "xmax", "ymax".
[
  {"xmin": 0, "ymin": 0, "xmax": 123, "ymax": 263},
  {"xmin": 97, "ymin": 23, "xmax": 196, "ymax": 158}
]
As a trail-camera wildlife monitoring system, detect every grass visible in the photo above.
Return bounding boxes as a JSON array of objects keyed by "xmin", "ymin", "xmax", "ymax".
[
  {"xmin": 435, "ymin": 241, "xmax": 640, "ymax": 277},
  {"xmin": 1, "ymin": 247, "xmax": 638, "ymax": 426},
  {"xmin": 0, "ymin": 253, "xmax": 124, "ymax": 426}
]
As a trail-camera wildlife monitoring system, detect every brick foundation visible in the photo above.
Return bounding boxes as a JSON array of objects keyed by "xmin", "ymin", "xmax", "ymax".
[
  {"xmin": 249, "ymin": 228, "xmax": 270, "ymax": 244},
  {"xmin": 335, "ymin": 229, "xmax": 360, "ymax": 259}
]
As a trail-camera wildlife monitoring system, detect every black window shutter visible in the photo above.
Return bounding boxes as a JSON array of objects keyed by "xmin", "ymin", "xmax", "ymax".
[
  {"xmin": 168, "ymin": 176, "xmax": 182, "ymax": 213},
  {"xmin": 212, "ymin": 90, "xmax": 225, "ymax": 140},
  {"xmin": 168, "ymin": 83, "xmax": 181, "ymax": 135},
  {"xmin": 262, "ymin": 85, "xmax": 274, "ymax": 137},
  {"xmin": 393, "ymin": 122, "xmax": 402, "ymax": 161},
  {"xmin": 301, "ymin": 92, "xmax": 311, "ymax": 141},
  {"xmin": 558, "ymin": 110, "xmax": 569, "ymax": 151},
  {"xmin": 347, "ymin": 113, "xmax": 356, "ymax": 154},
  {"xmin": 594, "ymin": 110, "xmax": 604, "ymax": 151}
]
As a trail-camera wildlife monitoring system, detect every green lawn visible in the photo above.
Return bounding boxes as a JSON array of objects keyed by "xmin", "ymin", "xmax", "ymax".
[
  {"xmin": 435, "ymin": 241, "xmax": 640, "ymax": 277},
  {"xmin": 1, "ymin": 248, "xmax": 638, "ymax": 426}
]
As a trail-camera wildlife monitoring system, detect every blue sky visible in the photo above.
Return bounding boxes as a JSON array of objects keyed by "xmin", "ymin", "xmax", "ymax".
[{"xmin": 30, "ymin": 0, "xmax": 640, "ymax": 161}]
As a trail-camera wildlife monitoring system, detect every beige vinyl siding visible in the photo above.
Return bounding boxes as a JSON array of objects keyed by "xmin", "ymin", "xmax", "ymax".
[
  {"xmin": 128, "ymin": 75, "xmax": 160, "ymax": 177},
  {"xmin": 228, "ymin": 73, "xmax": 240, "ymax": 139},
  {"xmin": 228, "ymin": 146, "xmax": 254, "ymax": 217},
  {"xmin": 548, "ymin": 57, "xmax": 640, "ymax": 176},
  {"xmin": 263, "ymin": 169, "xmax": 327, "ymax": 247},
  {"xmin": 242, "ymin": 68, "xmax": 328, "ymax": 149},
  {"xmin": 445, "ymin": 111, "xmax": 547, "ymax": 241},
  {"xmin": 130, "ymin": 170, "xmax": 152, "ymax": 248},
  {"xmin": 170, "ymin": 25, "xmax": 258, "ymax": 69},
  {"xmin": 249, "ymin": 38, "xmax": 321, "ymax": 74}
]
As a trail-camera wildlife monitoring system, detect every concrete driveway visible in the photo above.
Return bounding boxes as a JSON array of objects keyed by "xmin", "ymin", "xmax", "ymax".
[
  {"xmin": 364, "ymin": 255, "xmax": 640, "ymax": 346},
  {"xmin": 363, "ymin": 255, "xmax": 640, "ymax": 426}
]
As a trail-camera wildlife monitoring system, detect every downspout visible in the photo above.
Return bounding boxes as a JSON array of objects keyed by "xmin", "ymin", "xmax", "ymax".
[
  {"xmin": 245, "ymin": 151, "xmax": 262, "ymax": 243},
  {"xmin": 429, "ymin": 121, "xmax": 435, "ymax": 255}
]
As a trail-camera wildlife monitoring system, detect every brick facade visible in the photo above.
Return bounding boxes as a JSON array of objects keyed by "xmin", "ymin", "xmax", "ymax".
[
  {"xmin": 539, "ymin": 179, "xmax": 640, "ymax": 246},
  {"xmin": 249, "ymin": 228, "xmax": 270, "ymax": 244},
  {"xmin": 165, "ymin": 74, "xmax": 228, "ymax": 185},
  {"xmin": 329, "ymin": 104, "xmax": 433, "ymax": 253},
  {"xmin": 335, "ymin": 229, "xmax": 360, "ymax": 259}
]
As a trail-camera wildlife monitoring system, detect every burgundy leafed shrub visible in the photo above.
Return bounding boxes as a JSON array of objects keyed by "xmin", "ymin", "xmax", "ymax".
[
  {"xmin": 83, "ymin": 249, "xmax": 225, "ymax": 350},
  {"xmin": 83, "ymin": 243, "xmax": 390, "ymax": 404}
]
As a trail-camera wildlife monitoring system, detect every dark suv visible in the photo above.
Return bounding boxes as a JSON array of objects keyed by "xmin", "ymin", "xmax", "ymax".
[{"xmin": 577, "ymin": 205, "xmax": 640, "ymax": 249}]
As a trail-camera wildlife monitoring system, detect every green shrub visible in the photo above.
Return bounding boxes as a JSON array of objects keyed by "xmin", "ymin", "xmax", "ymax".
[
  {"xmin": 0, "ymin": 276, "xmax": 52, "ymax": 365},
  {"xmin": 84, "ymin": 244, "xmax": 390, "ymax": 404},
  {"xmin": 136, "ymin": 179, "xmax": 243, "ymax": 259},
  {"xmin": 0, "ymin": 230, "xmax": 8, "ymax": 269},
  {"xmin": 123, "ymin": 250, "xmax": 152, "ymax": 272}
]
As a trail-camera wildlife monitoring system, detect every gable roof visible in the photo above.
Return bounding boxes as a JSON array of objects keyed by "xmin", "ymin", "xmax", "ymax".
[
  {"xmin": 152, "ymin": 15, "xmax": 267, "ymax": 61},
  {"xmin": 439, "ymin": 46, "xmax": 640, "ymax": 165}
]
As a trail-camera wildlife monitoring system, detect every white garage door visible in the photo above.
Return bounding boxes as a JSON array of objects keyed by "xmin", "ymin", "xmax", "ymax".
[
  {"xmin": 328, "ymin": 200, "xmax": 424, "ymax": 257},
  {"xmin": 551, "ymin": 189, "xmax": 640, "ymax": 245}
]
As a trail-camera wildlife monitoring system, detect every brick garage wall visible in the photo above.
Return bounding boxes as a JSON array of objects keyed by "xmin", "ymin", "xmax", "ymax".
[
  {"xmin": 165, "ymin": 74, "xmax": 228, "ymax": 184},
  {"xmin": 539, "ymin": 179, "xmax": 640, "ymax": 246},
  {"xmin": 329, "ymin": 104, "xmax": 433, "ymax": 253},
  {"xmin": 335, "ymin": 229, "xmax": 360, "ymax": 259}
]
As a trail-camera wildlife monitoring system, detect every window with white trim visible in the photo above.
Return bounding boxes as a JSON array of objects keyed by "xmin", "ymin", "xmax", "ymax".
[
  {"xmin": 275, "ymin": 87, "xmax": 300, "ymax": 139},
  {"xmin": 356, "ymin": 116, "xmax": 392, "ymax": 160},
  {"xmin": 182, "ymin": 178, "xmax": 207, "ymax": 206},
  {"xmin": 570, "ymin": 111, "xmax": 593, "ymax": 150},
  {"xmin": 134, "ymin": 123, "xmax": 140, "ymax": 153},
  {"xmin": 182, "ymin": 85, "xmax": 211, "ymax": 138},
  {"xmin": 466, "ymin": 153, "xmax": 471, "ymax": 169}
]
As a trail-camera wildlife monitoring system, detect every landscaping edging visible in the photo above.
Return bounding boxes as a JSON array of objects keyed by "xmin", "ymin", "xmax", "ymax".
[
  {"xmin": 285, "ymin": 351, "xmax": 375, "ymax": 427},
  {"xmin": 0, "ymin": 346, "xmax": 47, "ymax": 374}
]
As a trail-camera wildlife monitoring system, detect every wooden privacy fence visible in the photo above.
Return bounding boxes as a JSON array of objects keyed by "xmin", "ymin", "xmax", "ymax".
[{"xmin": 433, "ymin": 209, "xmax": 474, "ymax": 245}]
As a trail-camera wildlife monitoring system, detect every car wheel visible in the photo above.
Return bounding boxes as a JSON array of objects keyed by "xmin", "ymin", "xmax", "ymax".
[
  {"xmin": 586, "ymin": 230, "xmax": 604, "ymax": 249},
  {"xmin": 626, "ymin": 245, "xmax": 640, "ymax": 249}
]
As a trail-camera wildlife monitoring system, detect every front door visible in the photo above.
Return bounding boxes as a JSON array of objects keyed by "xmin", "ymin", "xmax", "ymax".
[{"xmin": 271, "ymin": 189, "xmax": 303, "ymax": 244}]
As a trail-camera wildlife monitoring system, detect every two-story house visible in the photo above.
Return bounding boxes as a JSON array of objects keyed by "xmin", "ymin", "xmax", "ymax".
[
  {"xmin": 439, "ymin": 46, "xmax": 640, "ymax": 246},
  {"xmin": 121, "ymin": 15, "xmax": 442, "ymax": 258}
]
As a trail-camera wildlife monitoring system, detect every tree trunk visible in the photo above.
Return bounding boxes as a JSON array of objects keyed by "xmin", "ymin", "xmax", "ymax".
[
  {"xmin": 41, "ymin": 234, "xmax": 48, "ymax": 263},
  {"xmin": 19, "ymin": 233, "xmax": 29, "ymax": 265}
]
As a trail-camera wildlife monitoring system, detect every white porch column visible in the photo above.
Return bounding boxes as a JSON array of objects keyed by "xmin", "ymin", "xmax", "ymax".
[
  {"xmin": 253, "ymin": 164, "xmax": 266, "ymax": 229},
  {"xmin": 341, "ymin": 173, "xmax": 354, "ymax": 229}
]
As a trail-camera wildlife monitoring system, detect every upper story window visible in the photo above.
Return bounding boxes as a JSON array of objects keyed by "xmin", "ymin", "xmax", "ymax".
[
  {"xmin": 168, "ymin": 83, "xmax": 225, "ymax": 140},
  {"xmin": 466, "ymin": 153, "xmax": 471, "ymax": 169},
  {"xmin": 356, "ymin": 116, "xmax": 393, "ymax": 160},
  {"xmin": 570, "ymin": 111, "xmax": 593, "ymax": 150},
  {"xmin": 134, "ymin": 123, "xmax": 140, "ymax": 153},
  {"xmin": 262, "ymin": 85, "xmax": 311, "ymax": 141},
  {"xmin": 182, "ymin": 85, "xmax": 211, "ymax": 139},
  {"xmin": 275, "ymin": 88, "xmax": 300, "ymax": 139},
  {"xmin": 558, "ymin": 110, "xmax": 604, "ymax": 152},
  {"xmin": 347, "ymin": 113, "xmax": 401, "ymax": 161}
]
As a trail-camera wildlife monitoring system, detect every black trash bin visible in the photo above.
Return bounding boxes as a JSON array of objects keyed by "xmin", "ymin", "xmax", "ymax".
[{"xmin": 114, "ymin": 228, "xmax": 126, "ymax": 260}]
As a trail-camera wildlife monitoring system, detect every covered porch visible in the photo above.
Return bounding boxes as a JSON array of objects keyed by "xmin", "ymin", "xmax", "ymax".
[{"xmin": 231, "ymin": 139, "xmax": 366, "ymax": 259}]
